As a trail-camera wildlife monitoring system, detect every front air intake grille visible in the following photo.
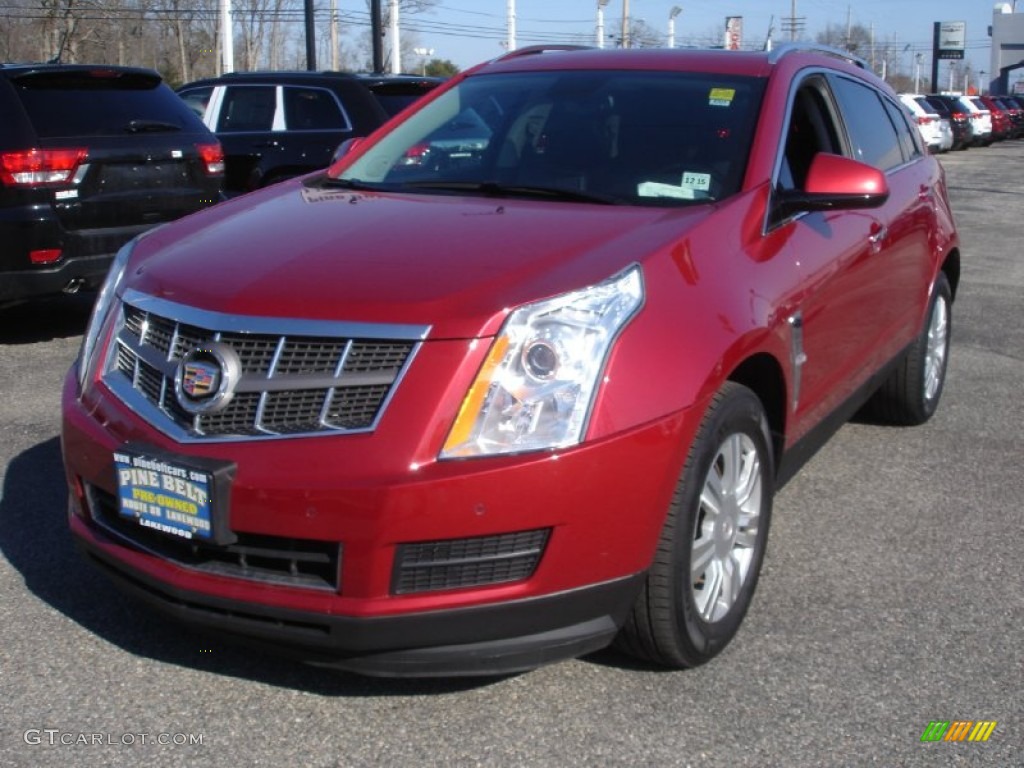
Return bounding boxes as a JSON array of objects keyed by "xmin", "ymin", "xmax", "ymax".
[
  {"xmin": 87, "ymin": 485, "xmax": 341, "ymax": 592},
  {"xmin": 392, "ymin": 529, "xmax": 551, "ymax": 595},
  {"xmin": 103, "ymin": 293, "xmax": 426, "ymax": 442}
]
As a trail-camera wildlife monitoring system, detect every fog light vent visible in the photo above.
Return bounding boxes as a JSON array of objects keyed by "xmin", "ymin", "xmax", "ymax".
[{"xmin": 392, "ymin": 529, "xmax": 551, "ymax": 595}]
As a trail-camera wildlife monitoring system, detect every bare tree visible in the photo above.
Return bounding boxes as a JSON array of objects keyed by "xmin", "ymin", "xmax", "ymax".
[
  {"xmin": 41, "ymin": 0, "xmax": 83, "ymax": 62},
  {"xmin": 816, "ymin": 22, "xmax": 872, "ymax": 57}
]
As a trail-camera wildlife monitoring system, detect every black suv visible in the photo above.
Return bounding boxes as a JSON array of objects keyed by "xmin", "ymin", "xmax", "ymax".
[
  {"xmin": 177, "ymin": 72, "xmax": 441, "ymax": 195},
  {"xmin": 923, "ymin": 94, "xmax": 972, "ymax": 151},
  {"xmin": 0, "ymin": 64, "xmax": 224, "ymax": 306}
]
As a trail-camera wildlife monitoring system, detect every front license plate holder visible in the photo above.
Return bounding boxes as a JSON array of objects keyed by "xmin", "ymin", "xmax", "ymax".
[{"xmin": 113, "ymin": 444, "xmax": 237, "ymax": 545}]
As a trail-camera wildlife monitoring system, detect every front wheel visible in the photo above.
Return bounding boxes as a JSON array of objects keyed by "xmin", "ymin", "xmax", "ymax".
[{"xmin": 616, "ymin": 382, "xmax": 774, "ymax": 668}]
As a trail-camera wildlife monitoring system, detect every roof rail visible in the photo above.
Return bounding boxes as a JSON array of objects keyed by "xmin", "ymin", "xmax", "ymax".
[
  {"xmin": 494, "ymin": 45, "xmax": 592, "ymax": 63},
  {"xmin": 768, "ymin": 42, "xmax": 868, "ymax": 70}
]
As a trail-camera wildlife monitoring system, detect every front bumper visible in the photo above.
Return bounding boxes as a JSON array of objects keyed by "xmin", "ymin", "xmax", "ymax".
[
  {"xmin": 76, "ymin": 523, "xmax": 642, "ymax": 677},
  {"xmin": 63, "ymin": 368, "xmax": 696, "ymax": 676}
]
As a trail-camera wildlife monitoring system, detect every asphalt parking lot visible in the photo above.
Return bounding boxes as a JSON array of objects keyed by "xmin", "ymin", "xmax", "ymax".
[{"xmin": 1, "ymin": 142, "xmax": 1021, "ymax": 768}]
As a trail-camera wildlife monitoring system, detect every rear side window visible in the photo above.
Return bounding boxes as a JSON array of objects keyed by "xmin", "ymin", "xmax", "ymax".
[
  {"xmin": 883, "ymin": 97, "xmax": 921, "ymax": 160},
  {"xmin": 10, "ymin": 70, "xmax": 207, "ymax": 138},
  {"xmin": 283, "ymin": 87, "xmax": 349, "ymax": 131},
  {"xmin": 217, "ymin": 86, "xmax": 276, "ymax": 132},
  {"xmin": 179, "ymin": 86, "xmax": 213, "ymax": 118},
  {"xmin": 925, "ymin": 97, "xmax": 950, "ymax": 117},
  {"xmin": 830, "ymin": 76, "xmax": 904, "ymax": 171},
  {"xmin": 913, "ymin": 96, "xmax": 934, "ymax": 114},
  {"xmin": 368, "ymin": 82, "xmax": 440, "ymax": 117}
]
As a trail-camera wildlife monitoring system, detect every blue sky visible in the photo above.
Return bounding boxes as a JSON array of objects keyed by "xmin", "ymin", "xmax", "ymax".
[{"xmin": 393, "ymin": 0, "xmax": 1004, "ymax": 77}]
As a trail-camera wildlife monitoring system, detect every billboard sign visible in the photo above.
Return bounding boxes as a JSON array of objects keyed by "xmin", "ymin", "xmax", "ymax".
[
  {"xmin": 724, "ymin": 16, "xmax": 742, "ymax": 51},
  {"xmin": 936, "ymin": 21, "xmax": 966, "ymax": 60}
]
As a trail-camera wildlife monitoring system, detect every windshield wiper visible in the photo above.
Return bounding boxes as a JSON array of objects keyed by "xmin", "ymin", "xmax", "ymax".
[
  {"xmin": 318, "ymin": 176, "xmax": 386, "ymax": 191},
  {"xmin": 124, "ymin": 119, "xmax": 181, "ymax": 133},
  {"xmin": 401, "ymin": 180, "xmax": 620, "ymax": 205}
]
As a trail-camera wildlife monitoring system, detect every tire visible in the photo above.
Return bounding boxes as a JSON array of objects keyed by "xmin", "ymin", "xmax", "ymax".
[
  {"xmin": 615, "ymin": 382, "xmax": 774, "ymax": 668},
  {"xmin": 862, "ymin": 272, "xmax": 951, "ymax": 426}
]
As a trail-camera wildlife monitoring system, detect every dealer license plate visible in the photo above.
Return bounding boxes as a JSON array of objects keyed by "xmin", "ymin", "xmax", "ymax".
[{"xmin": 114, "ymin": 450, "xmax": 215, "ymax": 541}]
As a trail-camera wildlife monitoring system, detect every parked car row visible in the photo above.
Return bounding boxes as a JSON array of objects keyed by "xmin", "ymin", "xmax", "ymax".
[
  {"xmin": 900, "ymin": 91, "xmax": 1024, "ymax": 152},
  {"xmin": 0, "ymin": 64, "xmax": 225, "ymax": 306},
  {"xmin": 1, "ymin": 65, "xmax": 442, "ymax": 306},
  {"xmin": 177, "ymin": 71, "xmax": 442, "ymax": 196}
]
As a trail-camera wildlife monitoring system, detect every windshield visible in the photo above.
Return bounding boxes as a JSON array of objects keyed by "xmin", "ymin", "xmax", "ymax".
[{"xmin": 331, "ymin": 70, "xmax": 765, "ymax": 206}]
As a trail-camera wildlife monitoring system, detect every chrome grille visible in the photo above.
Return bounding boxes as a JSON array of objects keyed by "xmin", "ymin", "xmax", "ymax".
[{"xmin": 105, "ymin": 292, "xmax": 426, "ymax": 441}]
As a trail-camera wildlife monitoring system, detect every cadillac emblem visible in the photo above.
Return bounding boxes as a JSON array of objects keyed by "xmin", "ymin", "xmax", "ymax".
[{"xmin": 174, "ymin": 342, "xmax": 241, "ymax": 414}]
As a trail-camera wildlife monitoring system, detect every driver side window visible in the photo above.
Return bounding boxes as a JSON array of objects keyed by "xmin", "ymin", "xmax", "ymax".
[{"xmin": 780, "ymin": 80, "xmax": 841, "ymax": 192}]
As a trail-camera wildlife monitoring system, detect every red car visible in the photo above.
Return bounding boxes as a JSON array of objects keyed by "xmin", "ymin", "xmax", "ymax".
[
  {"xmin": 976, "ymin": 95, "xmax": 1013, "ymax": 140},
  {"xmin": 63, "ymin": 44, "xmax": 960, "ymax": 677}
]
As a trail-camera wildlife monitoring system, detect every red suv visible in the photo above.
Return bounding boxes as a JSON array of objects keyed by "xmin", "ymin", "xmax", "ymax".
[{"xmin": 63, "ymin": 44, "xmax": 960, "ymax": 677}]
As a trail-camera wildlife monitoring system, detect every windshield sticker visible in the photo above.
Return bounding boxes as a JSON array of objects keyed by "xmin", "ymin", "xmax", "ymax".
[
  {"xmin": 638, "ymin": 181, "xmax": 699, "ymax": 200},
  {"xmin": 709, "ymin": 88, "xmax": 736, "ymax": 107},
  {"xmin": 680, "ymin": 171, "xmax": 711, "ymax": 192}
]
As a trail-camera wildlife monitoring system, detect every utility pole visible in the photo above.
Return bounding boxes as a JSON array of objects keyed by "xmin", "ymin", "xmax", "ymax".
[
  {"xmin": 389, "ymin": 0, "xmax": 400, "ymax": 74},
  {"xmin": 870, "ymin": 22, "xmax": 875, "ymax": 72},
  {"xmin": 507, "ymin": 0, "xmax": 516, "ymax": 52},
  {"xmin": 597, "ymin": 0, "xmax": 610, "ymax": 48},
  {"xmin": 304, "ymin": 0, "xmax": 316, "ymax": 70},
  {"xmin": 371, "ymin": 0, "xmax": 383, "ymax": 73},
  {"xmin": 781, "ymin": 0, "xmax": 805, "ymax": 41},
  {"xmin": 618, "ymin": 0, "xmax": 626, "ymax": 48},
  {"xmin": 330, "ymin": 0, "xmax": 338, "ymax": 70},
  {"xmin": 220, "ymin": 0, "xmax": 233, "ymax": 74}
]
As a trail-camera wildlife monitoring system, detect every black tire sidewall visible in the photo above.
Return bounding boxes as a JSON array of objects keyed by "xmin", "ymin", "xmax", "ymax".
[
  {"xmin": 917, "ymin": 274, "xmax": 952, "ymax": 420},
  {"xmin": 671, "ymin": 385, "xmax": 775, "ymax": 663}
]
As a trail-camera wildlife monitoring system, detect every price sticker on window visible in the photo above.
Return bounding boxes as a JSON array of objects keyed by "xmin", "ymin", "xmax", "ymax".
[{"xmin": 680, "ymin": 171, "xmax": 711, "ymax": 192}]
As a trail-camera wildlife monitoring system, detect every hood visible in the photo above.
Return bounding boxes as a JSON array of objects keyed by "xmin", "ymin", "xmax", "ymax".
[{"xmin": 128, "ymin": 178, "xmax": 705, "ymax": 339}]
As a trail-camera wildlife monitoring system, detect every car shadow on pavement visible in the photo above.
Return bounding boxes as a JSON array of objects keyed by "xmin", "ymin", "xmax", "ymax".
[
  {"xmin": 0, "ymin": 437, "xmax": 503, "ymax": 696},
  {"xmin": 0, "ymin": 293, "xmax": 96, "ymax": 344}
]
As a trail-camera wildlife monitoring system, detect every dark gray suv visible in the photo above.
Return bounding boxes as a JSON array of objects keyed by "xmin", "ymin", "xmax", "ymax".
[
  {"xmin": 177, "ymin": 72, "xmax": 441, "ymax": 196},
  {"xmin": 0, "ymin": 64, "xmax": 224, "ymax": 306}
]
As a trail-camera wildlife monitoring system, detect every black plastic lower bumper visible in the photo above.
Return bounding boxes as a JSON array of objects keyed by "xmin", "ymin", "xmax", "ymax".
[
  {"xmin": 76, "ymin": 531, "xmax": 645, "ymax": 678},
  {"xmin": 0, "ymin": 252, "xmax": 113, "ymax": 304}
]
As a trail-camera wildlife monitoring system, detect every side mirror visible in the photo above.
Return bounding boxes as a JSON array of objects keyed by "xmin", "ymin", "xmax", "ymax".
[
  {"xmin": 774, "ymin": 152, "xmax": 889, "ymax": 220},
  {"xmin": 330, "ymin": 137, "xmax": 364, "ymax": 165}
]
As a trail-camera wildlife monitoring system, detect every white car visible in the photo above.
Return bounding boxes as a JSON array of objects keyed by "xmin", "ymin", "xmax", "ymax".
[
  {"xmin": 954, "ymin": 95, "xmax": 992, "ymax": 145},
  {"xmin": 899, "ymin": 94, "xmax": 951, "ymax": 152}
]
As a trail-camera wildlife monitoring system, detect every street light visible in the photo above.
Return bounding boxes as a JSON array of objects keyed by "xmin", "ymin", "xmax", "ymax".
[
  {"xmin": 668, "ymin": 6, "xmax": 682, "ymax": 49},
  {"xmin": 413, "ymin": 47, "xmax": 434, "ymax": 76}
]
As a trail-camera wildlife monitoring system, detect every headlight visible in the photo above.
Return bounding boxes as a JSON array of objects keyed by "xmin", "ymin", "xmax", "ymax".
[
  {"xmin": 441, "ymin": 265, "xmax": 644, "ymax": 458},
  {"xmin": 77, "ymin": 240, "xmax": 133, "ymax": 388}
]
